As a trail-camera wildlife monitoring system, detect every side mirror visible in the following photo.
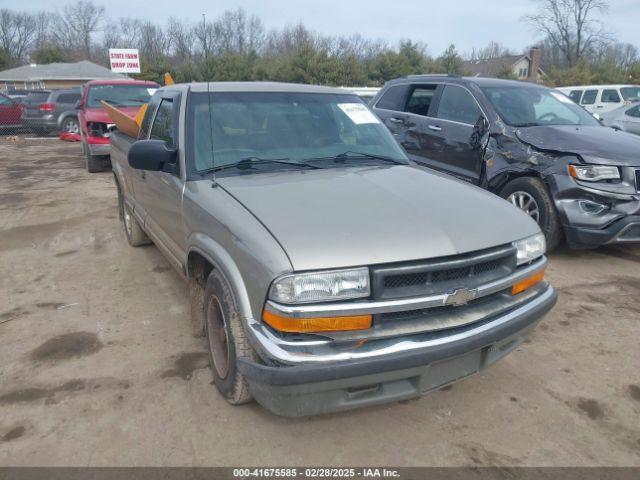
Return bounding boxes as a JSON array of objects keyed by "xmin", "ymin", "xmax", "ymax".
[
  {"xmin": 74, "ymin": 100, "xmax": 83, "ymax": 110},
  {"xmin": 128, "ymin": 139, "xmax": 178, "ymax": 173}
]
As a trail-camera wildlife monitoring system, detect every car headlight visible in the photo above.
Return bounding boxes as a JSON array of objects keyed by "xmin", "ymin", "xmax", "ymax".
[
  {"xmin": 269, "ymin": 267, "xmax": 370, "ymax": 304},
  {"xmin": 569, "ymin": 164, "xmax": 620, "ymax": 182},
  {"xmin": 513, "ymin": 233, "xmax": 546, "ymax": 266}
]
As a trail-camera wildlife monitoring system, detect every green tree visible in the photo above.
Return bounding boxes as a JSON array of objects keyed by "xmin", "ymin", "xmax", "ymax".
[
  {"xmin": 437, "ymin": 44, "xmax": 463, "ymax": 74},
  {"xmin": 31, "ymin": 46, "xmax": 65, "ymax": 64},
  {"xmin": 545, "ymin": 61, "xmax": 593, "ymax": 86}
]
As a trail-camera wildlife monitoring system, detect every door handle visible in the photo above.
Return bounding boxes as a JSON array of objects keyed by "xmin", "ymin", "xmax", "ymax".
[
  {"xmin": 428, "ymin": 125, "xmax": 442, "ymax": 132},
  {"xmin": 389, "ymin": 117, "xmax": 404, "ymax": 124},
  {"xmin": 140, "ymin": 171, "xmax": 146, "ymax": 180}
]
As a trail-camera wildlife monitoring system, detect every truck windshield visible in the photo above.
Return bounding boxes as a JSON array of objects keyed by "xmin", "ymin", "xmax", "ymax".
[
  {"xmin": 87, "ymin": 84, "xmax": 156, "ymax": 108},
  {"xmin": 482, "ymin": 86, "xmax": 600, "ymax": 127},
  {"xmin": 189, "ymin": 91, "xmax": 408, "ymax": 173}
]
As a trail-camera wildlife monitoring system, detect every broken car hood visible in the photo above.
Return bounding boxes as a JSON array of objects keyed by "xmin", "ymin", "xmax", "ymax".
[
  {"xmin": 218, "ymin": 165, "xmax": 540, "ymax": 271},
  {"xmin": 515, "ymin": 125, "xmax": 640, "ymax": 165}
]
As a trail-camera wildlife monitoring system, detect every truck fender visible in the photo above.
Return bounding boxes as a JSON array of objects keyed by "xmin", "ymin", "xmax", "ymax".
[{"xmin": 187, "ymin": 233, "xmax": 254, "ymax": 324}]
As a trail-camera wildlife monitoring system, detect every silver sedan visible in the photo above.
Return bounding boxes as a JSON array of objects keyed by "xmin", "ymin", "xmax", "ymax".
[{"xmin": 601, "ymin": 102, "xmax": 640, "ymax": 135}]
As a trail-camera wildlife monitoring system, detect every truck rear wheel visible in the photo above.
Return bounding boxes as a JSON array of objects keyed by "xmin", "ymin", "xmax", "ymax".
[
  {"xmin": 204, "ymin": 269, "xmax": 257, "ymax": 405},
  {"xmin": 500, "ymin": 177, "xmax": 562, "ymax": 251},
  {"xmin": 121, "ymin": 201, "xmax": 150, "ymax": 247}
]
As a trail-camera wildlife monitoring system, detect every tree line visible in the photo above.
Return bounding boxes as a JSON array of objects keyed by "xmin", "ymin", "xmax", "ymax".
[{"xmin": 0, "ymin": 0, "xmax": 638, "ymax": 87}]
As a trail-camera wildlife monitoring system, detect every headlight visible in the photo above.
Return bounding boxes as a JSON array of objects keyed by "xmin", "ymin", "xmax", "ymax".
[
  {"xmin": 569, "ymin": 164, "xmax": 620, "ymax": 182},
  {"xmin": 269, "ymin": 267, "xmax": 370, "ymax": 304},
  {"xmin": 513, "ymin": 233, "xmax": 546, "ymax": 266}
]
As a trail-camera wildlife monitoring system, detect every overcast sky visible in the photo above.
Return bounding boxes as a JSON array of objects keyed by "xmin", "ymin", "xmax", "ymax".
[{"xmin": 6, "ymin": 0, "xmax": 640, "ymax": 55}]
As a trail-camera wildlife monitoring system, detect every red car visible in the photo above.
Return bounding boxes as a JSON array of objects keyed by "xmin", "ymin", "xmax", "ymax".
[
  {"xmin": 78, "ymin": 79, "xmax": 159, "ymax": 172},
  {"xmin": 0, "ymin": 92, "xmax": 24, "ymax": 129}
]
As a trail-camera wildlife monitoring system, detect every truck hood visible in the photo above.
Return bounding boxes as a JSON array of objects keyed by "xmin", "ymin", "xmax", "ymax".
[
  {"xmin": 84, "ymin": 106, "xmax": 141, "ymax": 124},
  {"xmin": 217, "ymin": 165, "xmax": 540, "ymax": 271},
  {"xmin": 515, "ymin": 125, "xmax": 640, "ymax": 166}
]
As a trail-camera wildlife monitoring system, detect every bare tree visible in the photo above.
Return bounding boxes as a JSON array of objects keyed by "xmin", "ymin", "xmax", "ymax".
[
  {"xmin": 467, "ymin": 41, "xmax": 514, "ymax": 60},
  {"xmin": 0, "ymin": 9, "xmax": 36, "ymax": 64},
  {"xmin": 167, "ymin": 18, "xmax": 195, "ymax": 62},
  {"xmin": 53, "ymin": 0, "xmax": 104, "ymax": 60},
  {"xmin": 525, "ymin": 0, "xmax": 611, "ymax": 67}
]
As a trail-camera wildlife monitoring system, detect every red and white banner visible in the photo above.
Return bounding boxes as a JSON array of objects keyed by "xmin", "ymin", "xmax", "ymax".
[{"xmin": 109, "ymin": 49, "xmax": 141, "ymax": 73}]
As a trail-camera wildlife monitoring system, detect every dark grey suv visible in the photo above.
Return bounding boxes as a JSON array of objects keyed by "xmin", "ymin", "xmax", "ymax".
[
  {"xmin": 21, "ymin": 88, "xmax": 81, "ymax": 135},
  {"xmin": 372, "ymin": 75, "xmax": 640, "ymax": 250}
]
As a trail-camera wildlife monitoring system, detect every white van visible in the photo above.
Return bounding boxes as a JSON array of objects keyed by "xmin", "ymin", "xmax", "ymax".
[{"xmin": 556, "ymin": 85, "xmax": 640, "ymax": 114}]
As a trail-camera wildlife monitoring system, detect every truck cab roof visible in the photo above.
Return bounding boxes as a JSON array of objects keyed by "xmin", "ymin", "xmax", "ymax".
[{"xmin": 160, "ymin": 81, "xmax": 355, "ymax": 95}]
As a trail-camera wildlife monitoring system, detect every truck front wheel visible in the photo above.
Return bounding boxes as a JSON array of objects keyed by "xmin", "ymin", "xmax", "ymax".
[
  {"xmin": 500, "ymin": 177, "xmax": 562, "ymax": 251},
  {"xmin": 204, "ymin": 269, "xmax": 257, "ymax": 405},
  {"xmin": 86, "ymin": 149, "xmax": 103, "ymax": 173}
]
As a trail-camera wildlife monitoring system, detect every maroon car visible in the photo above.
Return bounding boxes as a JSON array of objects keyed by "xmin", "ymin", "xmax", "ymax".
[
  {"xmin": 0, "ymin": 92, "xmax": 23, "ymax": 129},
  {"xmin": 78, "ymin": 79, "xmax": 159, "ymax": 172}
]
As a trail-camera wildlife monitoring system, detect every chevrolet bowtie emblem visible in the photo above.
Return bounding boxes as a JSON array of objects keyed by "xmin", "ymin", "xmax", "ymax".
[{"xmin": 444, "ymin": 288, "xmax": 478, "ymax": 307}]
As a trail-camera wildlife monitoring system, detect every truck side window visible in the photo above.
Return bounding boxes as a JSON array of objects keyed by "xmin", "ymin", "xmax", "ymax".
[
  {"xmin": 405, "ymin": 85, "xmax": 437, "ymax": 117},
  {"xmin": 139, "ymin": 94, "xmax": 161, "ymax": 140},
  {"xmin": 150, "ymin": 99, "xmax": 176, "ymax": 147},
  {"xmin": 375, "ymin": 85, "xmax": 407, "ymax": 111},
  {"xmin": 601, "ymin": 89, "xmax": 621, "ymax": 103},
  {"xmin": 569, "ymin": 90, "xmax": 583, "ymax": 103},
  {"xmin": 436, "ymin": 85, "xmax": 482, "ymax": 125},
  {"xmin": 581, "ymin": 90, "xmax": 597, "ymax": 105}
]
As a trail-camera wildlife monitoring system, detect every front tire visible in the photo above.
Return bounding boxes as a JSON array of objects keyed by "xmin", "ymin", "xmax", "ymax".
[
  {"xmin": 86, "ymin": 149, "xmax": 103, "ymax": 173},
  {"xmin": 500, "ymin": 177, "xmax": 562, "ymax": 251},
  {"xmin": 204, "ymin": 269, "xmax": 257, "ymax": 405}
]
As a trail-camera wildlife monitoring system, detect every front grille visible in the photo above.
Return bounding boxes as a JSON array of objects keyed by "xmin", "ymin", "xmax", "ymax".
[
  {"xmin": 372, "ymin": 244, "xmax": 517, "ymax": 300},
  {"xmin": 635, "ymin": 169, "xmax": 640, "ymax": 192}
]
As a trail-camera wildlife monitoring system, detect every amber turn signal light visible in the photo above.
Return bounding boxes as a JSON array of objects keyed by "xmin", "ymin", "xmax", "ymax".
[
  {"xmin": 512, "ymin": 270, "xmax": 545, "ymax": 295},
  {"xmin": 263, "ymin": 310, "xmax": 372, "ymax": 333}
]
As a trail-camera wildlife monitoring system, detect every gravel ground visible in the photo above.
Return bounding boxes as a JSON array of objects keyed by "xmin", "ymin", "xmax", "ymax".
[{"xmin": 1, "ymin": 139, "xmax": 639, "ymax": 466}]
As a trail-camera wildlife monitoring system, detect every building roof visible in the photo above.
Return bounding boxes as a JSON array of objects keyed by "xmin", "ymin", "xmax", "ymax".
[
  {"xmin": 0, "ymin": 60, "xmax": 125, "ymax": 81},
  {"xmin": 462, "ymin": 55, "xmax": 528, "ymax": 77}
]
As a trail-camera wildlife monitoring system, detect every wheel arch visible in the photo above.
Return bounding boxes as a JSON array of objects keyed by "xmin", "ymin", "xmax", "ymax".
[
  {"xmin": 186, "ymin": 234, "xmax": 254, "ymax": 322},
  {"xmin": 487, "ymin": 169, "xmax": 545, "ymax": 195},
  {"xmin": 57, "ymin": 111, "xmax": 78, "ymax": 129}
]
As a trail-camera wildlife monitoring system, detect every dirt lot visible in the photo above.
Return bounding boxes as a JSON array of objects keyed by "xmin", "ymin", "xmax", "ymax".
[{"xmin": 1, "ymin": 138, "xmax": 639, "ymax": 467}]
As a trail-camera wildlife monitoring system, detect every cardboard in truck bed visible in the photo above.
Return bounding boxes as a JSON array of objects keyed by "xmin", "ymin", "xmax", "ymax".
[{"xmin": 101, "ymin": 101, "xmax": 148, "ymax": 138}]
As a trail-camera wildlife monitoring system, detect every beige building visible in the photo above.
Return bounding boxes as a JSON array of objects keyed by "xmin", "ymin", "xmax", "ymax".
[
  {"xmin": 0, "ymin": 60, "xmax": 125, "ymax": 91},
  {"xmin": 462, "ymin": 48, "xmax": 545, "ymax": 83}
]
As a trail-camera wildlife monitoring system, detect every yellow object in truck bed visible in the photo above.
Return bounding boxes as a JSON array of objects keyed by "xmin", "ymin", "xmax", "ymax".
[{"xmin": 101, "ymin": 100, "xmax": 147, "ymax": 139}]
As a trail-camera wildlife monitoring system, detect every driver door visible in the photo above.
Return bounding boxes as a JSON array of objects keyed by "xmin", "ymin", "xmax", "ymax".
[{"xmin": 141, "ymin": 91, "xmax": 186, "ymax": 268}]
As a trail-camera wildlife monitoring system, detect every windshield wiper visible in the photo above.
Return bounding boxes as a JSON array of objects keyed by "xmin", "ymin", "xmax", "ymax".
[
  {"xmin": 308, "ymin": 151, "xmax": 408, "ymax": 165},
  {"xmin": 512, "ymin": 122, "xmax": 542, "ymax": 127},
  {"xmin": 200, "ymin": 157, "xmax": 322, "ymax": 175}
]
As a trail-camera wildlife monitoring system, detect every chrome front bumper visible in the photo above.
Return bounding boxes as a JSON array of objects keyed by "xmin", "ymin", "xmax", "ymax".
[{"xmin": 245, "ymin": 258, "xmax": 550, "ymax": 366}]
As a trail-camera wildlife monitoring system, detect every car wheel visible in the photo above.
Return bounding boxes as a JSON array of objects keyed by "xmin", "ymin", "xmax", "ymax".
[
  {"xmin": 501, "ymin": 177, "xmax": 562, "ymax": 251},
  {"xmin": 122, "ymin": 200, "xmax": 149, "ymax": 247},
  {"xmin": 204, "ymin": 269, "xmax": 257, "ymax": 405},
  {"xmin": 85, "ymin": 149, "xmax": 103, "ymax": 173},
  {"xmin": 62, "ymin": 117, "xmax": 79, "ymax": 134}
]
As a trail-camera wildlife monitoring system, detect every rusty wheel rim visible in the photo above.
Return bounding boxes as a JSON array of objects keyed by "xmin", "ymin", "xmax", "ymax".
[{"xmin": 206, "ymin": 295, "xmax": 230, "ymax": 379}]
